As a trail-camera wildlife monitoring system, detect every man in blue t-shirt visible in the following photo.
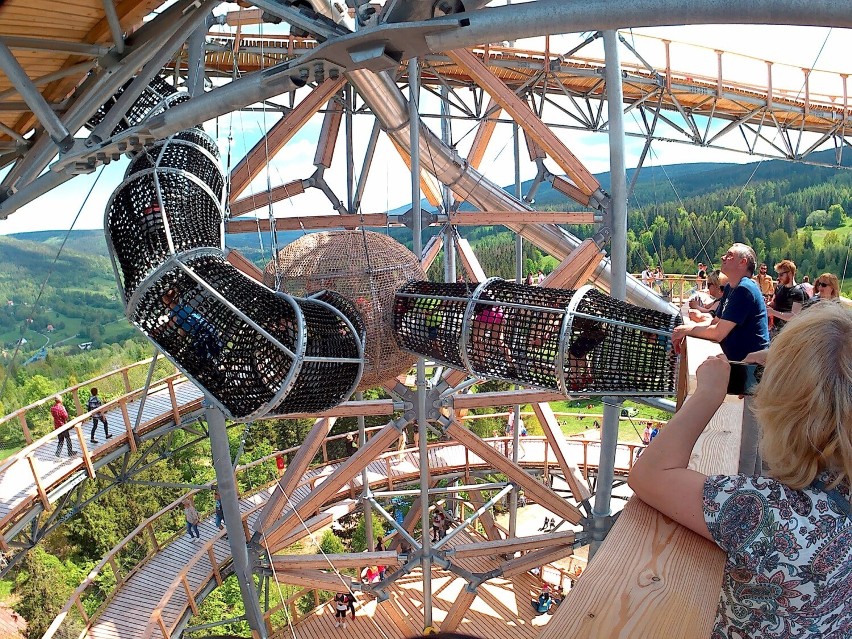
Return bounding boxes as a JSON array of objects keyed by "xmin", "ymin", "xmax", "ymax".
[{"xmin": 672, "ymin": 243, "xmax": 769, "ymax": 474}]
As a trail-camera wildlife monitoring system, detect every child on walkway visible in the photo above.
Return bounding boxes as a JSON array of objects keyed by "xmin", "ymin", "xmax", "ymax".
[{"xmin": 334, "ymin": 592, "xmax": 349, "ymax": 628}]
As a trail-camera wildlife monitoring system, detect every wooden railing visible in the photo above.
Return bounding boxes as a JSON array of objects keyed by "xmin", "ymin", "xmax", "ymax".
[
  {"xmin": 0, "ymin": 357, "xmax": 177, "ymax": 448},
  {"xmin": 0, "ymin": 373, "xmax": 198, "ymax": 547}
]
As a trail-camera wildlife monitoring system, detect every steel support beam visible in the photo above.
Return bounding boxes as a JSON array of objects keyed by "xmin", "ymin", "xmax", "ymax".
[{"xmin": 0, "ymin": 41, "xmax": 73, "ymax": 151}]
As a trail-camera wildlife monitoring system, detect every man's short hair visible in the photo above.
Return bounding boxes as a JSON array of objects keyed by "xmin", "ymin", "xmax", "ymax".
[
  {"xmin": 774, "ymin": 259, "xmax": 797, "ymax": 277},
  {"xmin": 730, "ymin": 243, "xmax": 757, "ymax": 275}
]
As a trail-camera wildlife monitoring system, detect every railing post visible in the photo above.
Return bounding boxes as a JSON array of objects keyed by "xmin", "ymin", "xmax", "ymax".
[
  {"xmin": 146, "ymin": 523, "xmax": 160, "ymax": 552},
  {"xmin": 582, "ymin": 441, "xmax": 589, "ymax": 479},
  {"xmin": 17, "ymin": 412, "xmax": 32, "ymax": 444},
  {"xmin": 208, "ymin": 547, "xmax": 223, "ymax": 585},
  {"xmin": 167, "ymin": 379, "xmax": 181, "ymax": 424},
  {"xmin": 109, "ymin": 556, "xmax": 123, "ymax": 586},
  {"xmin": 26, "ymin": 454, "xmax": 49, "ymax": 508},
  {"xmin": 75, "ymin": 425, "xmax": 95, "ymax": 477},
  {"xmin": 183, "ymin": 577, "xmax": 198, "ymax": 615},
  {"xmin": 385, "ymin": 457, "xmax": 393, "ymax": 490},
  {"xmin": 156, "ymin": 610, "xmax": 168, "ymax": 638},
  {"xmin": 72, "ymin": 388, "xmax": 83, "ymax": 417},
  {"xmin": 120, "ymin": 399, "xmax": 137, "ymax": 453},
  {"xmin": 321, "ymin": 441, "xmax": 328, "ymax": 463},
  {"xmin": 121, "ymin": 369, "xmax": 132, "ymax": 394},
  {"xmin": 74, "ymin": 597, "xmax": 90, "ymax": 624}
]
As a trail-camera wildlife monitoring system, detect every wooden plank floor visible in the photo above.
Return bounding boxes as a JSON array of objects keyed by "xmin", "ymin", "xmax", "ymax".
[{"xmin": 283, "ymin": 529, "xmax": 558, "ymax": 639}]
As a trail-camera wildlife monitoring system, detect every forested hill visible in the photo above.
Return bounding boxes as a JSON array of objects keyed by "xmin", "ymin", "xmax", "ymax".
[{"xmin": 4, "ymin": 149, "xmax": 852, "ymax": 353}]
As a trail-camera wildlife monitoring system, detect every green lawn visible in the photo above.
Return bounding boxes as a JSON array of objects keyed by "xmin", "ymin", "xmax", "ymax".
[{"xmin": 810, "ymin": 220, "xmax": 852, "ymax": 248}]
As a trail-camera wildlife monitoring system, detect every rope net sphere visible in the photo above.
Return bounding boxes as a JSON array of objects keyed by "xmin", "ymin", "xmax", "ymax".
[
  {"xmin": 264, "ymin": 231, "xmax": 425, "ymax": 390},
  {"xmin": 104, "ymin": 78, "xmax": 365, "ymax": 420},
  {"xmin": 395, "ymin": 279, "xmax": 681, "ymax": 396}
]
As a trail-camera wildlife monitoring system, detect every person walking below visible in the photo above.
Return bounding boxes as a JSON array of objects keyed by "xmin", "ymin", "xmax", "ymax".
[
  {"xmin": 214, "ymin": 490, "xmax": 225, "ymax": 532},
  {"xmin": 52, "ymin": 396, "xmax": 74, "ymax": 457},
  {"xmin": 86, "ymin": 387, "xmax": 111, "ymax": 444},
  {"xmin": 334, "ymin": 592, "xmax": 349, "ymax": 628},
  {"xmin": 183, "ymin": 497, "xmax": 201, "ymax": 541}
]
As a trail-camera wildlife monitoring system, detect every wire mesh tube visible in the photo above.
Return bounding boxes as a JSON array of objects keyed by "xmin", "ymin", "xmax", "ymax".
[
  {"xmin": 394, "ymin": 278, "xmax": 681, "ymax": 396},
  {"xmin": 102, "ymin": 79, "xmax": 365, "ymax": 420}
]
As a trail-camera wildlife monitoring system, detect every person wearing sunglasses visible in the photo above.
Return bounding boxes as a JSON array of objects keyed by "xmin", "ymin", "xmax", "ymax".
[{"xmin": 767, "ymin": 259, "xmax": 806, "ymax": 336}]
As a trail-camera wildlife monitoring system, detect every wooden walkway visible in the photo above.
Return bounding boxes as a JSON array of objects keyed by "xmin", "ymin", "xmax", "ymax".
[
  {"xmin": 280, "ymin": 530, "xmax": 557, "ymax": 639},
  {"xmin": 79, "ymin": 433, "xmax": 635, "ymax": 639},
  {"xmin": 0, "ymin": 375, "xmax": 204, "ymax": 547}
]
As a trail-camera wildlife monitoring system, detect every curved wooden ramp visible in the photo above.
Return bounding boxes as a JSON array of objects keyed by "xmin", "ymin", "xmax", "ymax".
[
  {"xmin": 61, "ymin": 435, "xmax": 628, "ymax": 639},
  {"xmin": 0, "ymin": 369, "xmax": 204, "ymax": 560}
]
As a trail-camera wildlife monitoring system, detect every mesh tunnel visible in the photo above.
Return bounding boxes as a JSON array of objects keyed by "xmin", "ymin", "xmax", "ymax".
[
  {"xmin": 104, "ymin": 79, "xmax": 365, "ymax": 420},
  {"xmin": 395, "ymin": 279, "xmax": 681, "ymax": 396}
]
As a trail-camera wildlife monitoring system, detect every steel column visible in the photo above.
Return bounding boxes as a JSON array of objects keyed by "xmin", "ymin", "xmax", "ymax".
[
  {"xmin": 207, "ymin": 407, "xmax": 268, "ymax": 639},
  {"xmin": 591, "ymin": 30, "xmax": 628, "ymax": 558}
]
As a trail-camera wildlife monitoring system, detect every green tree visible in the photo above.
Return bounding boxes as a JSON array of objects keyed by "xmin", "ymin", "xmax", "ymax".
[
  {"xmin": 13, "ymin": 547, "xmax": 85, "ymax": 638},
  {"xmin": 827, "ymin": 204, "xmax": 845, "ymax": 228},
  {"xmin": 319, "ymin": 529, "xmax": 345, "ymax": 555}
]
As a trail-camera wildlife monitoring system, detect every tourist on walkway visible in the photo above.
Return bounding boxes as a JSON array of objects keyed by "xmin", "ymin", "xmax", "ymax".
[
  {"xmin": 183, "ymin": 497, "xmax": 200, "ymax": 541},
  {"xmin": 672, "ymin": 243, "xmax": 769, "ymax": 475},
  {"xmin": 86, "ymin": 387, "xmax": 111, "ymax": 444},
  {"xmin": 214, "ymin": 490, "xmax": 225, "ymax": 530},
  {"xmin": 52, "ymin": 396, "xmax": 74, "ymax": 457},
  {"xmin": 767, "ymin": 259, "xmax": 806, "ymax": 336},
  {"xmin": 630, "ymin": 303, "xmax": 852, "ymax": 638},
  {"xmin": 531, "ymin": 588, "xmax": 552, "ymax": 614}
]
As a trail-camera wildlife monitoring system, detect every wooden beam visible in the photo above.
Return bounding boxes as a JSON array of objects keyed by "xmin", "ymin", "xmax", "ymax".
[
  {"xmin": 467, "ymin": 98, "xmax": 502, "ymax": 170},
  {"xmin": 254, "ymin": 417, "xmax": 335, "ymax": 536},
  {"xmin": 280, "ymin": 399, "xmax": 397, "ymax": 420},
  {"xmin": 441, "ymin": 587, "xmax": 477, "ymax": 632},
  {"xmin": 524, "ymin": 129, "xmax": 546, "ymax": 161},
  {"xmin": 446, "ymin": 420, "xmax": 583, "ymax": 525},
  {"xmin": 531, "ymin": 403, "xmax": 592, "ymax": 502},
  {"xmin": 383, "ymin": 592, "xmax": 421, "ymax": 636},
  {"xmin": 229, "ymin": 179, "xmax": 305, "ymax": 217},
  {"xmin": 450, "ymin": 530, "xmax": 575, "ymax": 559},
  {"xmin": 273, "ymin": 570, "xmax": 353, "ymax": 592},
  {"xmin": 467, "ymin": 489, "xmax": 502, "ymax": 541},
  {"xmin": 270, "ymin": 499, "xmax": 358, "ymax": 550},
  {"xmin": 501, "ymin": 544, "xmax": 574, "ymax": 578},
  {"xmin": 313, "ymin": 100, "xmax": 343, "ymax": 169},
  {"xmin": 389, "ymin": 138, "xmax": 444, "ymax": 208},
  {"xmin": 450, "ymin": 211, "xmax": 596, "ymax": 225},
  {"xmin": 224, "ymin": 248, "xmax": 264, "ymax": 282},
  {"xmin": 227, "ymin": 213, "xmax": 389, "ymax": 234},
  {"xmin": 420, "ymin": 233, "xmax": 443, "ymax": 272},
  {"xmin": 541, "ymin": 238, "xmax": 603, "ymax": 289},
  {"xmin": 262, "ymin": 422, "xmax": 404, "ymax": 551},
  {"xmin": 224, "ymin": 8, "xmax": 264, "ymax": 25},
  {"xmin": 446, "ymin": 48, "xmax": 599, "ymax": 203},
  {"xmin": 455, "ymin": 237, "xmax": 486, "ymax": 283},
  {"xmin": 453, "ymin": 389, "xmax": 564, "ymax": 410},
  {"xmin": 551, "ymin": 175, "xmax": 593, "ymax": 208},
  {"xmin": 272, "ymin": 551, "xmax": 399, "ymax": 570},
  {"xmin": 229, "ymin": 77, "xmax": 346, "ymax": 198}
]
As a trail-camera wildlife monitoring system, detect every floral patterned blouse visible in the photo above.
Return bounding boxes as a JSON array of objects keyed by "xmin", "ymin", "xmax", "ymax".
[{"xmin": 703, "ymin": 472, "xmax": 852, "ymax": 639}]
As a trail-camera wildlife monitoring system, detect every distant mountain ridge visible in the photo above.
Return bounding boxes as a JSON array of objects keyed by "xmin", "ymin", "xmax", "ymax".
[{"xmin": 9, "ymin": 148, "xmax": 850, "ymax": 256}]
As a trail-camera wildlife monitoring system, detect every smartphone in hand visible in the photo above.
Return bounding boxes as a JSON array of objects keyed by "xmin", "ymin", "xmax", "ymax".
[{"xmin": 727, "ymin": 363, "xmax": 762, "ymax": 395}]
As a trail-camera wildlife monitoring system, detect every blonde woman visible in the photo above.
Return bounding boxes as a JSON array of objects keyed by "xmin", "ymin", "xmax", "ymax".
[{"xmin": 630, "ymin": 303, "xmax": 852, "ymax": 637}]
